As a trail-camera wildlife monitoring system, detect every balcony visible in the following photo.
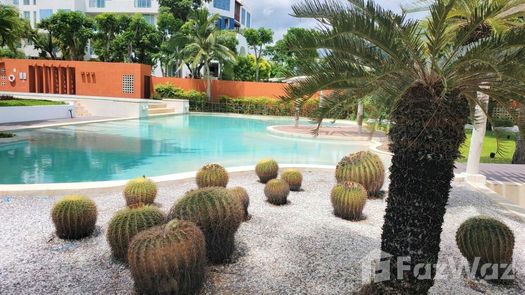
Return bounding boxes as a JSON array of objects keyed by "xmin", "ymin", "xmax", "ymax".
[{"xmin": 84, "ymin": 0, "xmax": 159, "ymax": 14}]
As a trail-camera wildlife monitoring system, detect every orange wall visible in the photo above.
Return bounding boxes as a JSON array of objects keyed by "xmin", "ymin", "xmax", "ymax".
[{"xmin": 0, "ymin": 59, "xmax": 151, "ymax": 99}]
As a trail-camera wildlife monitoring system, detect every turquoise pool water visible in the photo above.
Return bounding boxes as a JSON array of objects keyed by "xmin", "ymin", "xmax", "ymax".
[{"xmin": 0, "ymin": 114, "xmax": 388, "ymax": 184}]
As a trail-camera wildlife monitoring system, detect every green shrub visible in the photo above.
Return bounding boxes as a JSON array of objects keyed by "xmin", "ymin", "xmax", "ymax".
[
  {"xmin": 106, "ymin": 205, "xmax": 165, "ymax": 262},
  {"xmin": 153, "ymin": 83, "xmax": 182, "ymax": 99},
  {"xmin": 167, "ymin": 187, "xmax": 243, "ymax": 263},
  {"xmin": 124, "ymin": 177, "xmax": 157, "ymax": 206},
  {"xmin": 128, "ymin": 220, "xmax": 206, "ymax": 295},
  {"xmin": 196, "ymin": 163, "xmax": 229, "ymax": 188},
  {"xmin": 228, "ymin": 187, "xmax": 250, "ymax": 221},
  {"xmin": 264, "ymin": 179, "xmax": 290, "ymax": 205},
  {"xmin": 492, "ymin": 118, "xmax": 515, "ymax": 128},
  {"xmin": 0, "ymin": 132, "xmax": 15, "ymax": 138},
  {"xmin": 255, "ymin": 158, "xmax": 279, "ymax": 183},
  {"xmin": 335, "ymin": 151, "xmax": 385, "ymax": 197},
  {"xmin": 217, "ymin": 95, "xmax": 322, "ymax": 117},
  {"xmin": 330, "ymin": 181, "xmax": 367, "ymax": 221},
  {"xmin": 456, "ymin": 216, "xmax": 515, "ymax": 281},
  {"xmin": 51, "ymin": 195, "xmax": 97, "ymax": 239},
  {"xmin": 281, "ymin": 169, "xmax": 303, "ymax": 191}
]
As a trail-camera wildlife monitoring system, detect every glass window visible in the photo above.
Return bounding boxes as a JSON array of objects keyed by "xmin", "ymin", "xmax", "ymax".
[
  {"xmin": 39, "ymin": 9, "xmax": 52, "ymax": 20},
  {"xmin": 143, "ymin": 14, "xmax": 155, "ymax": 25},
  {"xmin": 241, "ymin": 8, "xmax": 246, "ymax": 25},
  {"xmin": 33, "ymin": 0, "xmax": 36, "ymax": 5},
  {"xmin": 23, "ymin": 0, "xmax": 29, "ymax": 5},
  {"xmin": 33, "ymin": 11, "xmax": 36, "ymax": 26},
  {"xmin": 13, "ymin": 0, "xmax": 19, "ymax": 5},
  {"xmin": 23, "ymin": 11, "xmax": 30, "ymax": 20},
  {"xmin": 213, "ymin": 0, "xmax": 230, "ymax": 11},
  {"xmin": 89, "ymin": 0, "xmax": 105, "ymax": 8},
  {"xmin": 247, "ymin": 12, "xmax": 251, "ymax": 28},
  {"xmin": 135, "ymin": 0, "xmax": 151, "ymax": 8}
]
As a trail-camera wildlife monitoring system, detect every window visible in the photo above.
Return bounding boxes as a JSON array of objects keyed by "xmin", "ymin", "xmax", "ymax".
[
  {"xmin": 23, "ymin": 11, "xmax": 30, "ymax": 20},
  {"xmin": 122, "ymin": 75, "xmax": 135, "ymax": 94},
  {"xmin": 213, "ymin": 0, "xmax": 230, "ymax": 11},
  {"xmin": 39, "ymin": 9, "xmax": 52, "ymax": 20},
  {"xmin": 89, "ymin": 0, "xmax": 105, "ymax": 8},
  {"xmin": 143, "ymin": 14, "xmax": 155, "ymax": 25},
  {"xmin": 241, "ymin": 8, "xmax": 246, "ymax": 25},
  {"xmin": 135, "ymin": 0, "xmax": 151, "ymax": 8},
  {"xmin": 247, "ymin": 12, "xmax": 251, "ymax": 28},
  {"xmin": 1, "ymin": 67, "xmax": 6, "ymax": 87},
  {"xmin": 13, "ymin": 0, "xmax": 19, "ymax": 5},
  {"xmin": 33, "ymin": 0, "xmax": 36, "ymax": 5},
  {"xmin": 33, "ymin": 11, "xmax": 37, "ymax": 26},
  {"xmin": 23, "ymin": 0, "xmax": 29, "ymax": 5}
]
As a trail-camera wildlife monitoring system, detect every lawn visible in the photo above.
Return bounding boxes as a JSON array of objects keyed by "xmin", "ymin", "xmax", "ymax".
[
  {"xmin": 0, "ymin": 99, "xmax": 65, "ymax": 107},
  {"xmin": 458, "ymin": 130, "xmax": 517, "ymax": 164}
]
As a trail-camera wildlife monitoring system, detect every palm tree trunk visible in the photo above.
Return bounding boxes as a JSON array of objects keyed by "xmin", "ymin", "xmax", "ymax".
[
  {"xmin": 205, "ymin": 61, "xmax": 212, "ymax": 102},
  {"xmin": 376, "ymin": 83, "xmax": 469, "ymax": 294},
  {"xmin": 512, "ymin": 104, "xmax": 525, "ymax": 164},
  {"xmin": 255, "ymin": 57, "xmax": 260, "ymax": 82}
]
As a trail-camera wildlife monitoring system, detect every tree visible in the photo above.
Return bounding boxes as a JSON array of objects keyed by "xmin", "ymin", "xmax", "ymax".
[
  {"xmin": 93, "ymin": 13, "xmax": 129, "ymax": 62},
  {"xmin": 31, "ymin": 18, "xmax": 58, "ymax": 60},
  {"xmin": 0, "ymin": 5, "xmax": 28, "ymax": 54},
  {"xmin": 288, "ymin": 0, "xmax": 525, "ymax": 293},
  {"xmin": 114, "ymin": 14, "xmax": 160, "ymax": 65},
  {"xmin": 182, "ymin": 9, "xmax": 236, "ymax": 100},
  {"xmin": 158, "ymin": 0, "xmax": 211, "ymax": 21},
  {"xmin": 233, "ymin": 54, "xmax": 271, "ymax": 81},
  {"xmin": 243, "ymin": 28, "xmax": 273, "ymax": 81}
]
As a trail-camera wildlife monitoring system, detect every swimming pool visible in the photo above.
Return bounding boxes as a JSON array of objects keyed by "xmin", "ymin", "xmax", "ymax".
[{"xmin": 0, "ymin": 114, "xmax": 388, "ymax": 184}]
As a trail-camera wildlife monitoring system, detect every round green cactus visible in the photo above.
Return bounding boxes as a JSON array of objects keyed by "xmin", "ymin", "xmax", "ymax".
[
  {"xmin": 106, "ymin": 205, "xmax": 165, "ymax": 262},
  {"xmin": 264, "ymin": 179, "xmax": 290, "ymax": 205},
  {"xmin": 255, "ymin": 158, "xmax": 279, "ymax": 183},
  {"xmin": 167, "ymin": 187, "xmax": 243, "ymax": 263},
  {"xmin": 335, "ymin": 151, "xmax": 385, "ymax": 197},
  {"xmin": 196, "ymin": 163, "xmax": 229, "ymax": 188},
  {"xmin": 330, "ymin": 181, "xmax": 367, "ymax": 221},
  {"xmin": 128, "ymin": 219, "xmax": 206, "ymax": 295},
  {"xmin": 456, "ymin": 216, "xmax": 515, "ymax": 281},
  {"xmin": 281, "ymin": 169, "xmax": 303, "ymax": 191},
  {"xmin": 51, "ymin": 195, "xmax": 97, "ymax": 239},
  {"xmin": 124, "ymin": 176, "xmax": 157, "ymax": 206},
  {"xmin": 228, "ymin": 186, "xmax": 250, "ymax": 221}
]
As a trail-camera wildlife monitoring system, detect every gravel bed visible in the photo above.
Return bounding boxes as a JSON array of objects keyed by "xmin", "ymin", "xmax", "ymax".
[{"xmin": 0, "ymin": 169, "xmax": 524, "ymax": 294}]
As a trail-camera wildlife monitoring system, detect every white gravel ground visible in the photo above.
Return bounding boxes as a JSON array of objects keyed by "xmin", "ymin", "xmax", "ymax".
[{"xmin": 0, "ymin": 169, "xmax": 524, "ymax": 294}]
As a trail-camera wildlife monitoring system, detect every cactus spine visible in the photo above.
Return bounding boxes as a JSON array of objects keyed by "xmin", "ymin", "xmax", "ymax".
[
  {"xmin": 128, "ymin": 220, "xmax": 206, "ymax": 295},
  {"xmin": 107, "ymin": 205, "xmax": 165, "ymax": 262},
  {"xmin": 167, "ymin": 187, "xmax": 243, "ymax": 263},
  {"xmin": 335, "ymin": 151, "xmax": 385, "ymax": 197},
  {"xmin": 124, "ymin": 176, "xmax": 158, "ymax": 206},
  {"xmin": 228, "ymin": 187, "xmax": 250, "ymax": 221},
  {"xmin": 196, "ymin": 163, "xmax": 229, "ymax": 188},
  {"xmin": 330, "ymin": 181, "xmax": 367, "ymax": 221},
  {"xmin": 281, "ymin": 169, "xmax": 303, "ymax": 191},
  {"xmin": 51, "ymin": 195, "xmax": 97, "ymax": 239},
  {"xmin": 264, "ymin": 179, "xmax": 290, "ymax": 205},
  {"xmin": 255, "ymin": 158, "xmax": 279, "ymax": 183}
]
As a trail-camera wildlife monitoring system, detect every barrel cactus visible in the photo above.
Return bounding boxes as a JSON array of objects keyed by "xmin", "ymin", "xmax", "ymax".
[
  {"xmin": 196, "ymin": 163, "xmax": 229, "ymax": 188},
  {"xmin": 107, "ymin": 205, "xmax": 165, "ymax": 262},
  {"xmin": 167, "ymin": 187, "xmax": 243, "ymax": 263},
  {"xmin": 228, "ymin": 187, "xmax": 250, "ymax": 221},
  {"xmin": 124, "ymin": 176, "xmax": 157, "ymax": 206},
  {"xmin": 330, "ymin": 181, "xmax": 367, "ymax": 221},
  {"xmin": 255, "ymin": 158, "xmax": 279, "ymax": 183},
  {"xmin": 128, "ymin": 219, "xmax": 206, "ymax": 295},
  {"xmin": 51, "ymin": 195, "xmax": 97, "ymax": 239},
  {"xmin": 281, "ymin": 169, "xmax": 303, "ymax": 191},
  {"xmin": 456, "ymin": 216, "xmax": 515, "ymax": 280},
  {"xmin": 264, "ymin": 179, "xmax": 290, "ymax": 205},
  {"xmin": 335, "ymin": 151, "xmax": 385, "ymax": 197}
]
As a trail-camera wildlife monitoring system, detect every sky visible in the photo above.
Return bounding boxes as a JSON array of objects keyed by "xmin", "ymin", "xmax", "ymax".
[{"xmin": 249, "ymin": 0, "xmax": 420, "ymax": 41}]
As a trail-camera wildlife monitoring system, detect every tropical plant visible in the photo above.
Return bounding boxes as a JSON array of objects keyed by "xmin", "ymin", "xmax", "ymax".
[
  {"xmin": 124, "ymin": 176, "xmax": 158, "ymax": 206},
  {"xmin": 255, "ymin": 158, "xmax": 279, "ymax": 183},
  {"xmin": 0, "ymin": 5, "xmax": 28, "ymax": 54},
  {"xmin": 51, "ymin": 195, "xmax": 97, "ymax": 239},
  {"xmin": 228, "ymin": 187, "xmax": 250, "ymax": 221},
  {"xmin": 330, "ymin": 181, "xmax": 367, "ymax": 221},
  {"xmin": 335, "ymin": 151, "xmax": 385, "ymax": 197},
  {"xmin": 281, "ymin": 169, "xmax": 303, "ymax": 191},
  {"xmin": 167, "ymin": 187, "xmax": 243, "ymax": 263},
  {"xmin": 287, "ymin": 0, "xmax": 525, "ymax": 292},
  {"xmin": 128, "ymin": 219, "xmax": 206, "ymax": 295},
  {"xmin": 182, "ymin": 9, "xmax": 236, "ymax": 100},
  {"xmin": 264, "ymin": 179, "xmax": 290, "ymax": 205},
  {"xmin": 106, "ymin": 205, "xmax": 165, "ymax": 262},
  {"xmin": 233, "ymin": 54, "xmax": 272, "ymax": 81},
  {"xmin": 243, "ymin": 28, "xmax": 274, "ymax": 81},
  {"xmin": 93, "ymin": 13, "xmax": 130, "ymax": 62},
  {"xmin": 113, "ymin": 14, "xmax": 160, "ymax": 65},
  {"xmin": 456, "ymin": 216, "xmax": 515, "ymax": 281},
  {"xmin": 196, "ymin": 163, "xmax": 229, "ymax": 188}
]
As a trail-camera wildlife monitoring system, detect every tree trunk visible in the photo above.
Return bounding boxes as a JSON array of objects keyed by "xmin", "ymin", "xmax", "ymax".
[
  {"xmin": 512, "ymin": 104, "xmax": 525, "ymax": 164},
  {"xmin": 205, "ymin": 61, "xmax": 212, "ymax": 102},
  {"xmin": 375, "ymin": 83, "xmax": 469, "ymax": 294},
  {"xmin": 255, "ymin": 56, "xmax": 260, "ymax": 82},
  {"xmin": 357, "ymin": 100, "xmax": 364, "ymax": 134}
]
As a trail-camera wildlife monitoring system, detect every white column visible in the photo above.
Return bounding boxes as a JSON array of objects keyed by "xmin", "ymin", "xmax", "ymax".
[{"xmin": 465, "ymin": 89, "xmax": 489, "ymax": 184}]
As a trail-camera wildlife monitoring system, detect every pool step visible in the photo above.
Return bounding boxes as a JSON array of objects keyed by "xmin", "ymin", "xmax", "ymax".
[
  {"xmin": 148, "ymin": 103, "xmax": 168, "ymax": 109},
  {"xmin": 148, "ymin": 107, "xmax": 175, "ymax": 115},
  {"xmin": 73, "ymin": 101, "xmax": 92, "ymax": 117}
]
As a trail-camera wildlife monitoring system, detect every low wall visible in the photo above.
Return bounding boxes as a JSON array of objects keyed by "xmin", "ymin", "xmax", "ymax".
[
  {"xmin": 0, "ymin": 104, "xmax": 74, "ymax": 124},
  {"xmin": 164, "ymin": 99, "xmax": 190, "ymax": 114},
  {"xmin": 77, "ymin": 99, "xmax": 149, "ymax": 118}
]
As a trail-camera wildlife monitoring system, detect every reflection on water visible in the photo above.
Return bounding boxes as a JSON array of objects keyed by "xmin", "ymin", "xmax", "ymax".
[{"xmin": 0, "ymin": 115, "xmax": 389, "ymax": 184}]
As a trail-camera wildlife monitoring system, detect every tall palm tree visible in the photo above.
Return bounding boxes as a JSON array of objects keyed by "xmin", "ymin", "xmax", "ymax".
[
  {"xmin": 287, "ymin": 0, "xmax": 525, "ymax": 293},
  {"xmin": 0, "ymin": 5, "xmax": 27, "ymax": 53},
  {"xmin": 183, "ymin": 9, "xmax": 236, "ymax": 101}
]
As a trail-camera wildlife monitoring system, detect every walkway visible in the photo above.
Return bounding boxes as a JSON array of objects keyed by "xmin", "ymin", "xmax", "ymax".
[
  {"xmin": 270, "ymin": 124, "xmax": 388, "ymax": 142},
  {"xmin": 456, "ymin": 163, "xmax": 525, "ymax": 183},
  {"xmin": 0, "ymin": 116, "xmax": 113, "ymax": 132}
]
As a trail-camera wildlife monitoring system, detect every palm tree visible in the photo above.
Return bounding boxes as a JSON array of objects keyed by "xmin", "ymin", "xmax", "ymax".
[
  {"xmin": 287, "ymin": 0, "xmax": 525, "ymax": 293},
  {"xmin": 0, "ymin": 5, "xmax": 27, "ymax": 54},
  {"xmin": 182, "ymin": 9, "xmax": 236, "ymax": 101}
]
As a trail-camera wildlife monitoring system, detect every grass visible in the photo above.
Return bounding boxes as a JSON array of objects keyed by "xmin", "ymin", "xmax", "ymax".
[
  {"xmin": 0, "ymin": 132, "xmax": 16, "ymax": 138},
  {"xmin": 458, "ymin": 130, "xmax": 517, "ymax": 164},
  {"xmin": 0, "ymin": 99, "xmax": 65, "ymax": 107}
]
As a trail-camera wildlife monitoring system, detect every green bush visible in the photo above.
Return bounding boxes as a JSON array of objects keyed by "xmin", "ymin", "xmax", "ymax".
[
  {"xmin": 492, "ymin": 118, "xmax": 515, "ymax": 128},
  {"xmin": 255, "ymin": 158, "xmax": 279, "ymax": 183},
  {"xmin": 153, "ymin": 83, "xmax": 207, "ymax": 107},
  {"xmin": 128, "ymin": 220, "xmax": 206, "ymax": 295},
  {"xmin": 281, "ymin": 169, "xmax": 303, "ymax": 191},
  {"xmin": 124, "ymin": 177, "xmax": 158, "ymax": 206},
  {"xmin": 264, "ymin": 179, "xmax": 290, "ymax": 205},
  {"xmin": 196, "ymin": 163, "xmax": 229, "ymax": 188},
  {"xmin": 335, "ymin": 151, "xmax": 385, "ymax": 198},
  {"xmin": 218, "ymin": 95, "xmax": 321, "ymax": 117},
  {"xmin": 51, "ymin": 195, "xmax": 97, "ymax": 239},
  {"xmin": 330, "ymin": 181, "xmax": 367, "ymax": 221}
]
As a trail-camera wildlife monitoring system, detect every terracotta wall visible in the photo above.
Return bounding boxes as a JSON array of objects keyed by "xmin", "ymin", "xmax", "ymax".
[
  {"xmin": 0, "ymin": 58, "xmax": 152, "ymax": 99},
  {"xmin": 152, "ymin": 77, "xmax": 289, "ymax": 100}
]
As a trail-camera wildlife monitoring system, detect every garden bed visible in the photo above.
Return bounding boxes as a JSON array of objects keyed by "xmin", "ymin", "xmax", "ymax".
[
  {"xmin": 0, "ymin": 98, "xmax": 65, "ymax": 107},
  {"xmin": 0, "ymin": 169, "xmax": 523, "ymax": 294}
]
